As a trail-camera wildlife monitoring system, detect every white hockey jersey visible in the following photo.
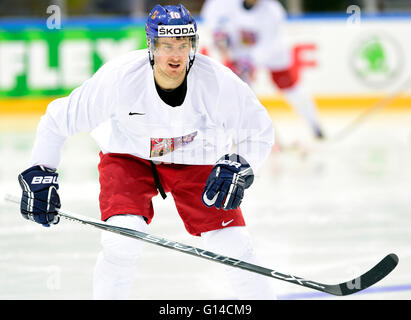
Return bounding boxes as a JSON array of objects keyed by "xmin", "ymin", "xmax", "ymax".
[
  {"xmin": 30, "ymin": 50, "xmax": 274, "ymax": 171},
  {"xmin": 201, "ymin": 0, "xmax": 291, "ymax": 70}
]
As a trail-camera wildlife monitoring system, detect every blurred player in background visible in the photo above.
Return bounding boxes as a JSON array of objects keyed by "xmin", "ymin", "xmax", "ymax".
[
  {"xmin": 201, "ymin": 0, "xmax": 325, "ymax": 140},
  {"xmin": 17, "ymin": 4, "xmax": 277, "ymax": 299}
]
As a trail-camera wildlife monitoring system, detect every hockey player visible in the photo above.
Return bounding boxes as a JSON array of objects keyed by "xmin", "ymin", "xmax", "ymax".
[
  {"xmin": 201, "ymin": 0, "xmax": 324, "ymax": 139},
  {"xmin": 17, "ymin": 4, "xmax": 276, "ymax": 299}
]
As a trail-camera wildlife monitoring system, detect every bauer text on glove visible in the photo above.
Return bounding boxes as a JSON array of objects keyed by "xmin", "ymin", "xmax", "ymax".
[{"xmin": 18, "ymin": 165, "xmax": 61, "ymax": 227}]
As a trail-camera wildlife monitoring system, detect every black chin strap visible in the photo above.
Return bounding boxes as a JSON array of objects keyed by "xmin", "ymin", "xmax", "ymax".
[{"xmin": 187, "ymin": 56, "xmax": 195, "ymax": 74}]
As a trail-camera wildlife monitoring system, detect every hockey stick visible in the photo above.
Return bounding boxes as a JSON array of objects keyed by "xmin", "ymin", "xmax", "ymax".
[{"xmin": 4, "ymin": 193, "xmax": 398, "ymax": 296}]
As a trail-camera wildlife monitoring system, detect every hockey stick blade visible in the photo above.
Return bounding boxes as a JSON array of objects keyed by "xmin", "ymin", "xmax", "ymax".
[
  {"xmin": 4, "ymin": 193, "xmax": 399, "ymax": 296},
  {"xmin": 313, "ymin": 253, "xmax": 398, "ymax": 296}
]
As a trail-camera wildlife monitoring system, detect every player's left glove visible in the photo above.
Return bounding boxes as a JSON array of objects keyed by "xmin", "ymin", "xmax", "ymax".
[{"xmin": 202, "ymin": 154, "xmax": 254, "ymax": 211}]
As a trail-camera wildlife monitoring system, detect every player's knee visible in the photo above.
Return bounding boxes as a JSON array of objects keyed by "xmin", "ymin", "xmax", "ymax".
[
  {"xmin": 201, "ymin": 226, "xmax": 254, "ymax": 260},
  {"xmin": 101, "ymin": 214, "xmax": 147, "ymax": 265},
  {"xmin": 270, "ymin": 66, "xmax": 299, "ymax": 90}
]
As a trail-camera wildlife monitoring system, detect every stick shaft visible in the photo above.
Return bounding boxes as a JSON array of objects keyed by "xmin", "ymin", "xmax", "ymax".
[
  {"xmin": 3, "ymin": 193, "xmax": 398, "ymax": 296},
  {"xmin": 4, "ymin": 193, "xmax": 330, "ymax": 292}
]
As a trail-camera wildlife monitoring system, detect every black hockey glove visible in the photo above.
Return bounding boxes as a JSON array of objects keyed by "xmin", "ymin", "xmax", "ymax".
[
  {"xmin": 202, "ymin": 154, "xmax": 254, "ymax": 211},
  {"xmin": 18, "ymin": 165, "xmax": 61, "ymax": 227}
]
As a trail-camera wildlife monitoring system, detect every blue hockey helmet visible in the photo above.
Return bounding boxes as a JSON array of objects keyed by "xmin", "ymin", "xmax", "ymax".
[{"xmin": 145, "ymin": 4, "xmax": 198, "ymax": 69}]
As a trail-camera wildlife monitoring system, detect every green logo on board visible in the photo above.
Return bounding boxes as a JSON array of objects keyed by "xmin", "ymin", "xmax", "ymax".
[{"xmin": 351, "ymin": 34, "xmax": 403, "ymax": 87}]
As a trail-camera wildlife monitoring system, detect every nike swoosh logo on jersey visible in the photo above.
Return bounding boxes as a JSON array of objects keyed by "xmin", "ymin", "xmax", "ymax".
[
  {"xmin": 222, "ymin": 219, "xmax": 234, "ymax": 227},
  {"xmin": 129, "ymin": 112, "xmax": 145, "ymax": 116}
]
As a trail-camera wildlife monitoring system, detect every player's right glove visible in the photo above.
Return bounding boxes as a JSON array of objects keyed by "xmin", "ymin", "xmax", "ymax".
[{"xmin": 18, "ymin": 165, "xmax": 61, "ymax": 227}]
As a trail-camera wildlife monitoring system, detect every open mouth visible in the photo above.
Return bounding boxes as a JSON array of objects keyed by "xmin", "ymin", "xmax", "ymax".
[{"xmin": 168, "ymin": 62, "xmax": 181, "ymax": 69}]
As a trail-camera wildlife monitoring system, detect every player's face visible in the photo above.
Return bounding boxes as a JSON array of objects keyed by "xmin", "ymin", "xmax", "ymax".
[{"xmin": 154, "ymin": 37, "xmax": 191, "ymax": 79}]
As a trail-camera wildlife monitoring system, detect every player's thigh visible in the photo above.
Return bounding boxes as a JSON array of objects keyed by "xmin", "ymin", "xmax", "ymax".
[
  {"xmin": 98, "ymin": 152, "xmax": 158, "ymax": 223},
  {"xmin": 171, "ymin": 164, "xmax": 246, "ymax": 236}
]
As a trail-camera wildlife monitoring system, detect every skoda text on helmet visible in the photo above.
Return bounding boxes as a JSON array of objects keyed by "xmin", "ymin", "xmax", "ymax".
[{"xmin": 145, "ymin": 4, "xmax": 199, "ymax": 71}]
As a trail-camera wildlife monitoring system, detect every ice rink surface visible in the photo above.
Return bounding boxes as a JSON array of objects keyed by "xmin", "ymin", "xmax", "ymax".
[{"xmin": 0, "ymin": 108, "xmax": 410, "ymax": 300}]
